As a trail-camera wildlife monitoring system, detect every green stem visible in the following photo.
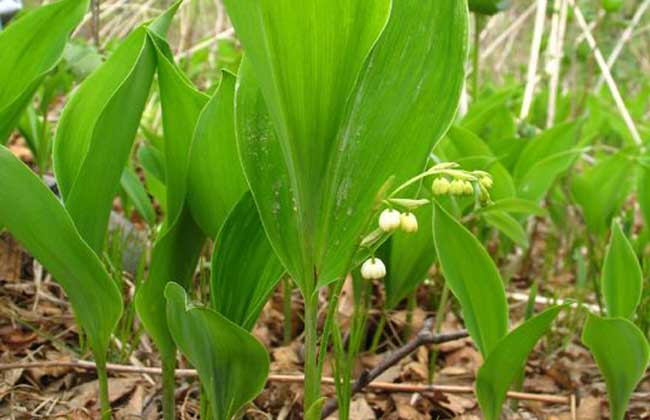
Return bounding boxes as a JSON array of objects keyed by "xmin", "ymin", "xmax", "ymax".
[
  {"xmin": 162, "ymin": 354, "xmax": 177, "ymax": 420},
  {"xmin": 472, "ymin": 14, "xmax": 484, "ymax": 100},
  {"xmin": 369, "ymin": 311, "xmax": 386, "ymax": 353},
  {"xmin": 96, "ymin": 360, "xmax": 111, "ymax": 420},
  {"xmin": 428, "ymin": 283, "xmax": 449, "ymax": 384},
  {"xmin": 303, "ymin": 291, "xmax": 321, "ymax": 420}
]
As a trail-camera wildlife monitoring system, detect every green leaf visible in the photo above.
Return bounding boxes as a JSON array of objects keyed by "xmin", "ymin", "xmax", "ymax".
[
  {"xmin": 233, "ymin": 0, "xmax": 468, "ymax": 292},
  {"xmin": 482, "ymin": 211, "xmax": 529, "ymax": 248},
  {"xmin": 433, "ymin": 203, "xmax": 508, "ymax": 356},
  {"xmin": 602, "ymin": 221, "xmax": 643, "ymax": 319},
  {"xmin": 135, "ymin": 33, "xmax": 208, "ymax": 358},
  {"xmin": 582, "ymin": 314, "xmax": 650, "ymax": 420},
  {"xmin": 120, "ymin": 167, "xmax": 156, "ymax": 226},
  {"xmin": 0, "ymin": 146, "xmax": 122, "ymax": 364},
  {"xmin": 187, "ymin": 71, "xmax": 247, "ymax": 238},
  {"xmin": 53, "ymin": 5, "xmax": 178, "ymax": 251},
  {"xmin": 211, "ymin": 193, "xmax": 285, "ymax": 331},
  {"xmin": 0, "ymin": 0, "xmax": 88, "ymax": 143},
  {"xmin": 477, "ymin": 198, "xmax": 548, "ymax": 217},
  {"xmin": 165, "ymin": 283, "xmax": 270, "ymax": 420},
  {"xmin": 514, "ymin": 121, "xmax": 582, "ymax": 202},
  {"xmin": 572, "ymin": 153, "xmax": 636, "ymax": 237},
  {"xmin": 476, "ymin": 306, "xmax": 563, "ymax": 420},
  {"xmin": 384, "ymin": 204, "xmax": 434, "ymax": 309}
]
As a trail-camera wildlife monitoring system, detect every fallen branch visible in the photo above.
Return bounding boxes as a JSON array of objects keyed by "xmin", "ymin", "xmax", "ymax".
[
  {"xmin": 321, "ymin": 319, "xmax": 468, "ymax": 417},
  {"xmin": 0, "ymin": 356, "xmax": 571, "ymax": 407}
]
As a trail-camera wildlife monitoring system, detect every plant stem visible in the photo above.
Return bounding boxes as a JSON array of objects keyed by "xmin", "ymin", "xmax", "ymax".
[
  {"xmin": 303, "ymin": 291, "xmax": 321, "ymax": 420},
  {"xmin": 161, "ymin": 354, "xmax": 177, "ymax": 420},
  {"xmin": 472, "ymin": 14, "xmax": 483, "ymax": 100},
  {"xmin": 369, "ymin": 311, "xmax": 386, "ymax": 353},
  {"xmin": 428, "ymin": 283, "xmax": 449, "ymax": 384},
  {"xmin": 96, "ymin": 360, "xmax": 111, "ymax": 420}
]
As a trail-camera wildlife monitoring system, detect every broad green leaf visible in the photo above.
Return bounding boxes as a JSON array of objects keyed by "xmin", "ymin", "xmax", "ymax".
[
  {"xmin": 0, "ymin": 146, "xmax": 122, "ymax": 364},
  {"xmin": 476, "ymin": 306, "xmax": 563, "ymax": 420},
  {"xmin": 461, "ymin": 89, "xmax": 517, "ymax": 136},
  {"xmin": 477, "ymin": 198, "xmax": 548, "ymax": 217},
  {"xmin": 0, "ymin": 0, "xmax": 88, "ymax": 143},
  {"xmin": 384, "ymin": 205, "xmax": 434, "ymax": 309},
  {"xmin": 482, "ymin": 211, "xmax": 529, "ymax": 248},
  {"xmin": 211, "ymin": 193, "xmax": 285, "ymax": 331},
  {"xmin": 233, "ymin": 0, "xmax": 468, "ymax": 292},
  {"xmin": 138, "ymin": 143, "xmax": 167, "ymax": 211},
  {"xmin": 187, "ymin": 71, "xmax": 247, "ymax": 238},
  {"xmin": 602, "ymin": 221, "xmax": 643, "ymax": 319},
  {"xmin": 572, "ymin": 153, "xmax": 636, "ymax": 237},
  {"xmin": 433, "ymin": 203, "xmax": 508, "ymax": 356},
  {"xmin": 582, "ymin": 314, "xmax": 650, "ymax": 420},
  {"xmin": 135, "ymin": 34, "xmax": 208, "ymax": 358},
  {"xmin": 440, "ymin": 126, "xmax": 516, "ymax": 200},
  {"xmin": 165, "ymin": 283, "xmax": 269, "ymax": 420},
  {"xmin": 120, "ymin": 167, "xmax": 156, "ymax": 226},
  {"xmin": 514, "ymin": 121, "xmax": 582, "ymax": 202},
  {"xmin": 53, "ymin": 4, "xmax": 179, "ymax": 252}
]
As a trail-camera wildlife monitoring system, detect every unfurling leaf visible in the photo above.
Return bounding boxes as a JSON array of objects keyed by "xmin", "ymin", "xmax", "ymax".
[
  {"xmin": 165, "ymin": 283, "xmax": 269, "ymax": 420},
  {"xmin": 602, "ymin": 221, "xmax": 643, "ymax": 319},
  {"xmin": 135, "ymin": 31, "xmax": 208, "ymax": 359},
  {"xmin": 53, "ymin": 3, "xmax": 179, "ymax": 251}
]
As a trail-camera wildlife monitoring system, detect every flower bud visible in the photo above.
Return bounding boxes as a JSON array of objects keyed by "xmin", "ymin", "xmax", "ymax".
[
  {"xmin": 432, "ymin": 177, "xmax": 451, "ymax": 195},
  {"xmin": 361, "ymin": 258, "xmax": 386, "ymax": 280},
  {"xmin": 463, "ymin": 181, "xmax": 474, "ymax": 195},
  {"xmin": 479, "ymin": 176, "xmax": 493, "ymax": 190},
  {"xmin": 379, "ymin": 209, "xmax": 401, "ymax": 232},
  {"xmin": 449, "ymin": 179, "xmax": 465, "ymax": 195},
  {"xmin": 400, "ymin": 212, "xmax": 418, "ymax": 233}
]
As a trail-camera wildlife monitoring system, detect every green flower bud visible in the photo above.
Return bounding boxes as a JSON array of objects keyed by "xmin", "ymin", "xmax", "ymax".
[{"xmin": 432, "ymin": 177, "xmax": 451, "ymax": 195}]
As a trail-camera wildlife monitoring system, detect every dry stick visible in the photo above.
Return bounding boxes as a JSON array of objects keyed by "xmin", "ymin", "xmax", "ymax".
[
  {"xmin": 569, "ymin": 0, "xmax": 644, "ymax": 148},
  {"xmin": 0, "ymin": 358, "xmax": 571, "ymax": 407},
  {"xmin": 480, "ymin": 3, "xmax": 536, "ymax": 61},
  {"xmin": 321, "ymin": 319, "xmax": 468, "ymax": 418},
  {"xmin": 520, "ymin": 0, "xmax": 548, "ymax": 120},
  {"xmin": 546, "ymin": 0, "xmax": 569, "ymax": 128},
  {"xmin": 594, "ymin": 0, "xmax": 650, "ymax": 91}
]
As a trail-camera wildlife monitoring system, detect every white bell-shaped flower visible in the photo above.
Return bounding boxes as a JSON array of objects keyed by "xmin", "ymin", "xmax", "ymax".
[
  {"xmin": 400, "ymin": 212, "xmax": 418, "ymax": 233},
  {"xmin": 361, "ymin": 258, "xmax": 386, "ymax": 280},
  {"xmin": 378, "ymin": 209, "xmax": 401, "ymax": 232}
]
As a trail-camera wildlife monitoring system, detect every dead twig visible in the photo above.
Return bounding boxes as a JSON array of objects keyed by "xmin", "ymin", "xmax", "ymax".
[
  {"xmin": 0, "ymin": 356, "xmax": 572, "ymax": 406},
  {"xmin": 321, "ymin": 319, "xmax": 468, "ymax": 417}
]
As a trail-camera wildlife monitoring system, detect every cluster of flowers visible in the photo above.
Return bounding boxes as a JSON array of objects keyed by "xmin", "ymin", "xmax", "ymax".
[
  {"xmin": 378, "ymin": 208, "xmax": 418, "ymax": 234},
  {"xmin": 432, "ymin": 174, "xmax": 493, "ymax": 196},
  {"xmin": 360, "ymin": 165, "xmax": 494, "ymax": 281}
]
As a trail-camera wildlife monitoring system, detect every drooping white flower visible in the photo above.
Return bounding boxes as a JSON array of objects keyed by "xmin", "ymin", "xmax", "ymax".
[
  {"xmin": 379, "ymin": 209, "xmax": 401, "ymax": 232},
  {"xmin": 361, "ymin": 257, "xmax": 387, "ymax": 280},
  {"xmin": 400, "ymin": 212, "xmax": 418, "ymax": 233}
]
